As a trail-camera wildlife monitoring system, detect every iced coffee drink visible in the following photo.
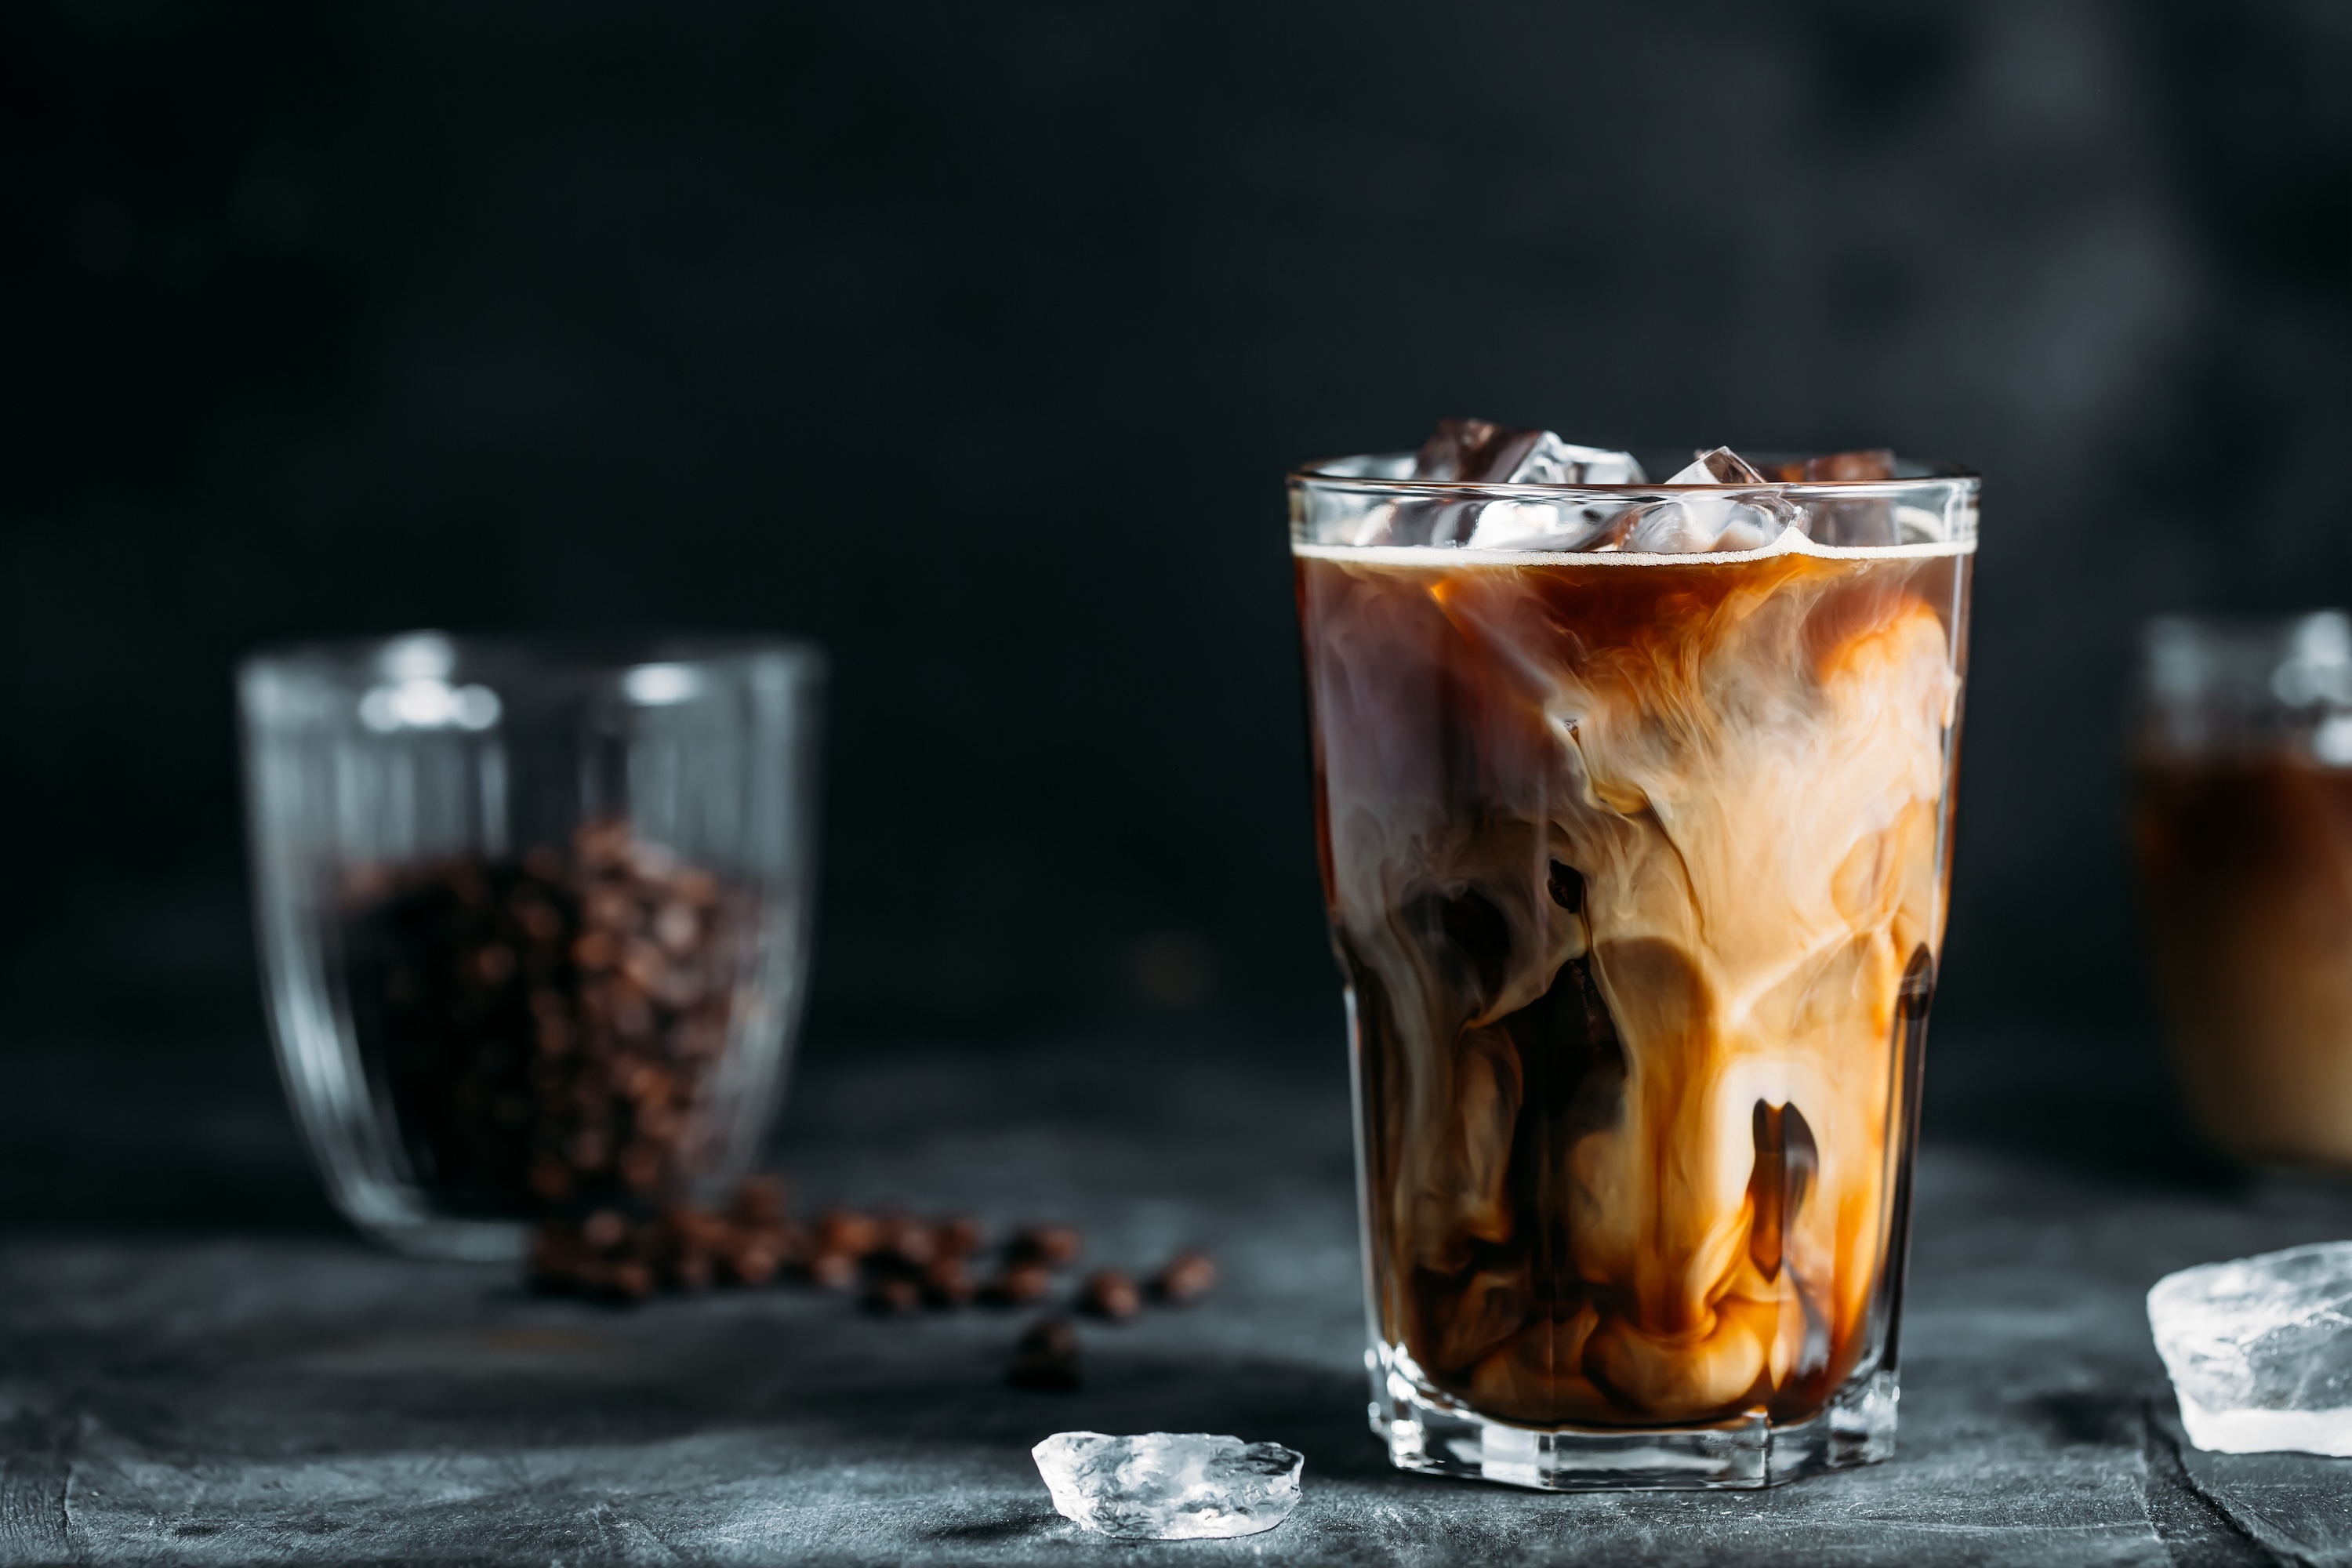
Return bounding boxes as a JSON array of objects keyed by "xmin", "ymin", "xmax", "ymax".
[
  {"xmin": 2133, "ymin": 613, "xmax": 2352, "ymax": 1167},
  {"xmin": 1291, "ymin": 424, "xmax": 1976, "ymax": 1489}
]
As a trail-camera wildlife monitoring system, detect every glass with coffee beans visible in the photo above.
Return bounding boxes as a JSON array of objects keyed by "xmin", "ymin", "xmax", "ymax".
[{"xmin": 240, "ymin": 633, "xmax": 823, "ymax": 1259}]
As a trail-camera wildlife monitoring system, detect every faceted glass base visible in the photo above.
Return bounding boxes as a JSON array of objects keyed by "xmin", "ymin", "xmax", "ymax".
[{"xmin": 1369, "ymin": 1352, "xmax": 1899, "ymax": 1490}]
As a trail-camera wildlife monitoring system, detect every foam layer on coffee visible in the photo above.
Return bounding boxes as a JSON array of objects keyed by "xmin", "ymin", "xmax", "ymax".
[{"xmin": 1301, "ymin": 545, "xmax": 1967, "ymax": 1425}]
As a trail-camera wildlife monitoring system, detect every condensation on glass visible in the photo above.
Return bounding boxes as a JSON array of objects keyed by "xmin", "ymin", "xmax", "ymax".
[
  {"xmin": 1291, "ymin": 455, "xmax": 1977, "ymax": 1488},
  {"xmin": 239, "ymin": 633, "xmax": 824, "ymax": 1259}
]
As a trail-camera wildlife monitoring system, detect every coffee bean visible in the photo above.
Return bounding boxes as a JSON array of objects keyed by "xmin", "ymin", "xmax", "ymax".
[
  {"xmin": 921, "ymin": 1255, "xmax": 976, "ymax": 1308},
  {"xmin": 1077, "ymin": 1269, "xmax": 1142, "ymax": 1321},
  {"xmin": 516, "ymin": 901, "xmax": 564, "ymax": 944},
  {"xmin": 620, "ymin": 941, "xmax": 666, "ymax": 992},
  {"xmin": 981, "ymin": 1262, "xmax": 1053, "ymax": 1306},
  {"xmin": 533, "ymin": 1014, "xmax": 574, "ymax": 1058},
  {"xmin": 609, "ymin": 993, "xmax": 655, "ymax": 1041},
  {"xmin": 602, "ymin": 1260, "xmax": 657, "ymax": 1303},
  {"xmin": 935, "ymin": 1215, "xmax": 984, "ymax": 1257},
  {"xmin": 661, "ymin": 1203, "xmax": 728, "ymax": 1250},
  {"xmin": 1008, "ymin": 1224, "xmax": 1082, "ymax": 1267},
  {"xmin": 528, "ymin": 1157, "xmax": 572, "ymax": 1200},
  {"xmin": 616, "ymin": 1141, "xmax": 664, "ymax": 1192},
  {"xmin": 863, "ymin": 1276, "xmax": 923, "ymax": 1316},
  {"xmin": 807, "ymin": 1250, "xmax": 859, "ymax": 1290},
  {"xmin": 732, "ymin": 1174, "xmax": 789, "ymax": 1227},
  {"xmin": 528, "ymin": 1224, "xmax": 590, "ymax": 1289},
  {"xmin": 816, "ymin": 1208, "xmax": 880, "ymax": 1258},
  {"xmin": 876, "ymin": 1210, "xmax": 935, "ymax": 1266},
  {"xmin": 723, "ymin": 1234, "xmax": 783, "ymax": 1287},
  {"xmin": 627, "ymin": 841, "xmax": 677, "ymax": 883},
  {"xmin": 1007, "ymin": 1317, "xmax": 1080, "ymax": 1390},
  {"xmin": 1151, "ymin": 1250, "xmax": 1218, "ymax": 1304},
  {"xmin": 585, "ymin": 886, "xmax": 639, "ymax": 935},
  {"xmin": 581, "ymin": 1209, "xmax": 628, "ymax": 1250},
  {"xmin": 653, "ymin": 902, "xmax": 700, "ymax": 953},
  {"xmin": 575, "ymin": 822, "xmax": 630, "ymax": 872}
]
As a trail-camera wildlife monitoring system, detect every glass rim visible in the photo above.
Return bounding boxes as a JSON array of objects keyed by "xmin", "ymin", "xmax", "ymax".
[
  {"xmin": 238, "ymin": 629, "xmax": 826, "ymax": 681},
  {"xmin": 1289, "ymin": 450, "xmax": 1979, "ymax": 501}
]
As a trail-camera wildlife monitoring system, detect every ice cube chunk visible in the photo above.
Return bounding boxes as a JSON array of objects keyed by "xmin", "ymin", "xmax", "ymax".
[
  {"xmin": 1375, "ymin": 421, "xmax": 1644, "ymax": 547},
  {"xmin": 1667, "ymin": 446, "xmax": 1769, "ymax": 486},
  {"xmin": 2147, "ymin": 1240, "xmax": 2352, "ymax": 1457},
  {"xmin": 1374, "ymin": 423, "xmax": 1646, "ymax": 552},
  {"xmin": 1603, "ymin": 446, "xmax": 1794, "ymax": 553},
  {"xmin": 1032, "ymin": 1431, "xmax": 1304, "ymax": 1540},
  {"xmin": 1414, "ymin": 419, "xmax": 1643, "ymax": 485},
  {"xmin": 1620, "ymin": 496, "xmax": 1787, "ymax": 553},
  {"xmin": 1465, "ymin": 499, "xmax": 1634, "ymax": 552}
]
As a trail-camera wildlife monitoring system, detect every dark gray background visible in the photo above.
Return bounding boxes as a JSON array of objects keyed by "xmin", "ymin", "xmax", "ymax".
[{"xmin": 0, "ymin": 0, "xmax": 2344, "ymax": 1081}]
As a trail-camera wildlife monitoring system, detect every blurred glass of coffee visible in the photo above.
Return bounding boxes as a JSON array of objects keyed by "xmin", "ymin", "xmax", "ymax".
[{"xmin": 2132, "ymin": 612, "xmax": 2352, "ymax": 1167}]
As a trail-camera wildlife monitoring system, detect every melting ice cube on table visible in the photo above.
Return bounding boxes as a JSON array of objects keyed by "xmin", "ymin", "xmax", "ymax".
[
  {"xmin": 2147, "ymin": 1240, "xmax": 2352, "ymax": 1457},
  {"xmin": 1032, "ymin": 1431, "xmax": 1304, "ymax": 1540}
]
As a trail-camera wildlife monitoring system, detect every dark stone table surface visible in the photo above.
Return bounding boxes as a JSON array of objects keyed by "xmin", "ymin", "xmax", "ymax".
[{"xmin": 1, "ymin": 1028, "xmax": 2347, "ymax": 1566}]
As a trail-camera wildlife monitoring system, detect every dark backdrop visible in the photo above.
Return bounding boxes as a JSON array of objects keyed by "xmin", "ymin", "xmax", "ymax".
[{"xmin": 2, "ymin": 0, "xmax": 2345, "ymax": 1067}]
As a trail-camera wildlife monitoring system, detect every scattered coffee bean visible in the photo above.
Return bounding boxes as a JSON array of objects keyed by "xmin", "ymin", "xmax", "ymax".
[
  {"xmin": 732, "ymin": 1174, "xmax": 789, "ymax": 1227},
  {"xmin": 1007, "ymin": 1317, "xmax": 1081, "ymax": 1390},
  {"xmin": 1077, "ymin": 1269, "xmax": 1142, "ymax": 1322},
  {"xmin": 524, "ymin": 1173, "xmax": 1121, "ymax": 1341},
  {"xmin": 816, "ymin": 1208, "xmax": 881, "ymax": 1258},
  {"xmin": 807, "ymin": 1251, "xmax": 860, "ymax": 1290},
  {"xmin": 876, "ymin": 1210, "xmax": 936, "ymax": 1266},
  {"xmin": 603, "ymin": 1260, "xmax": 658, "ymax": 1303},
  {"xmin": 528, "ymin": 1229, "xmax": 592, "ymax": 1288},
  {"xmin": 1008, "ymin": 1223, "xmax": 1083, "ymax": 1267},
  {"xmin": 981, "ymin": 1261, "xmax": 1054, "ymax": 1306},
  {"xmin": 723, "ymin": 1232, "xmax": 783, "ymax": 1287},
  {"xmin": 863, "ymin": 1276, "xmax": 923, "ymax": 1316},
  {"xmin": 921, "ymin": 1255, "xmax": 977, "ymax": 1308},
  {"xmin": 1152, "ymin": 1250, "xmax": 1218, "ymax": 1304},
  {"xmin": 935, "ymin": 1215, "xmax": 984, "ymax": 1257}
]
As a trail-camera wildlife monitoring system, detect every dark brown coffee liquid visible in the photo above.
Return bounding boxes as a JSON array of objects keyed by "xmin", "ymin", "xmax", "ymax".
[{"xmin": 2134, "ymin": 754, "xmax": 2352, "ymax": 1165}]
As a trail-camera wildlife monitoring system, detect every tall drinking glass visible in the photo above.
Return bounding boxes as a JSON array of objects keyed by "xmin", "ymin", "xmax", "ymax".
[
  {"xmin": 240, "ymin": 633, "xmax": 824, "ymax": 1260},
  {"xmin": 2132, "ymin": 611, "xmax": 2352, "ymax": 1167},
  {"xmin": 1291, "ymin": 450, "xmax": 1976, "ymax": 1488}
]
